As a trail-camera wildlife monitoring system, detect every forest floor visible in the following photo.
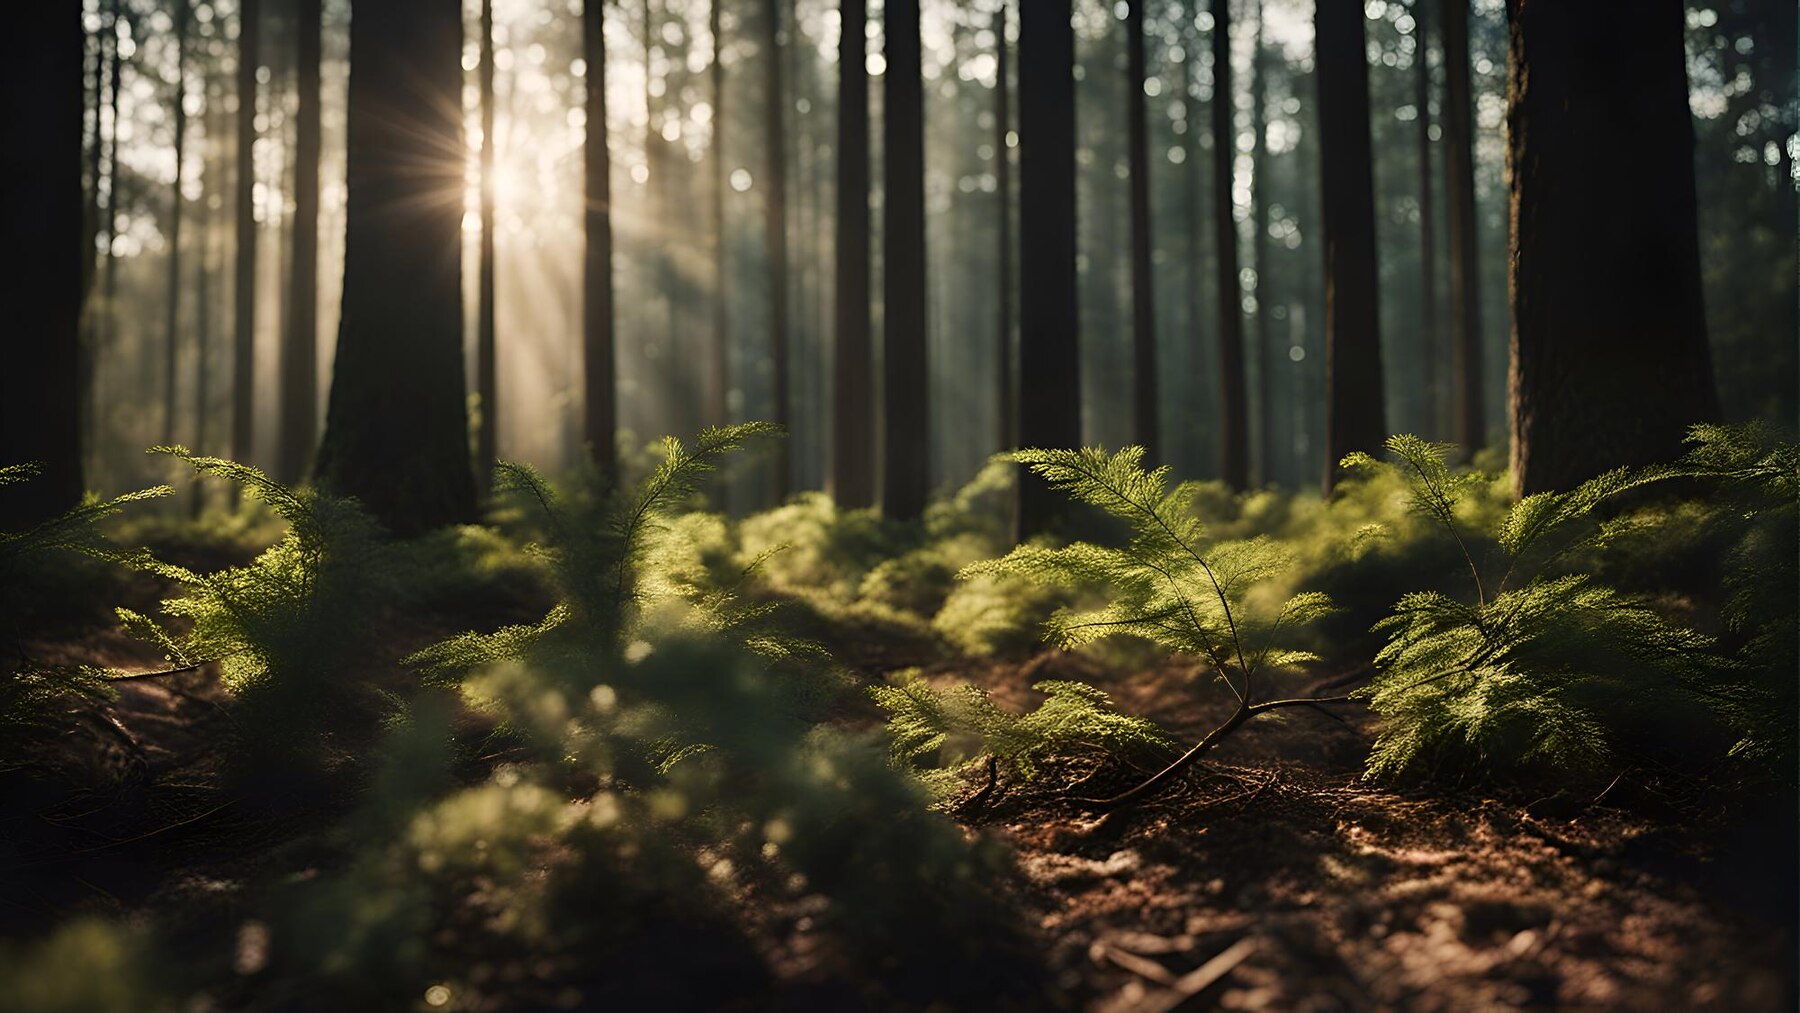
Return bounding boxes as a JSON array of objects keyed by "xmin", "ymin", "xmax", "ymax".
[{"xmin": 8, "ymin": 559, "xmax": 1798, "ymax": 1011}]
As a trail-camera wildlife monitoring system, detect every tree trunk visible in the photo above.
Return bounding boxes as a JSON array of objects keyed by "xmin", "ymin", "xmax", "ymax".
[
  {"xmin": 1316, "ymin": 0, "xmax": 1386, "ymax": 493},
  {"xmin": 314, "ymin": 0, "xmax": 476, "ymax": 534},
  {"xmin": 1180, "ymin": 7, "xmax": 1208, "ymax": 478},
  {"xmin": 164, "ymin": 2, "xmax": 189, "ymax": 448},
  {"xmin": 707, "ymin": 0, "xmax": 730, "ymax": 431},
  {"xmin": 233, "ymin": 0, "xmax": 260, "ymax": 464},
  {"xmin": 1, "ymin": 1, "xmax": 84, "ymax": 527},
  {"xmin": 474, "ymin": 0, "xmax": 497, "ymax": 490},
  {"xmin": 994, "ymin": 1, "xmax": 1015, "ymax": 454},
  {"xmin": 197, "ymin": 69, "xmax": 221, "ymax": 471},
  {"xmin": 1212, "ymin": 0, "xmax": 1248, "ymax": 490},
  {"xmin": 882, "ymin": 0, "xmax": 928, "ymax": 521},
  {"xmin": 1441, "ymin": 0, "xmax": 1482, "ymax": 451},
  {"xmin": 831, "ymin": 0, "xmax": 874, "ymax": 508},
  {"xmin": 1125, "ymin": 0, "xmax": 1158, "ymax": 463},
  {"xmin": 584, "ymin": 0, "xmax": 618, "ymax": 481},
  {"xmin": 761, "ymin": 0, "xmax": 791, "ymax": 499},
  {"xmin": 278, "ymin": 0, "xmax": 322, "ymax": 485},
  {"xmin": 90, "ymin": 0, "xmax": 124, "ymax": 463},
  {"xmin": 1250, "ymin": 0, "xmax": 1273, "ymax": 483},
  {"xmin": 1015, "ymin": 0, "xmax": 1081, "ymax": 539},
  {"xmin": 1505, "ymin": 0, "xmax": 1717, "ymax": 495},
  {"xmin": 1414, "ymin": 0, "xmax": 1439, "ymax": 440}
]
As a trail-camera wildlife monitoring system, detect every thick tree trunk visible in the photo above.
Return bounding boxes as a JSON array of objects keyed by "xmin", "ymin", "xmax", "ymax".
[
  {"xmin": 994, "ymin": 2, "xmax": 1015, "ymax": 454},
  {"xmin": 1015, "ymin": 0, "xmax": 1081, "ymax": 540},
  {"xmin": 1414, "ymin": 0, "xmax": 1440, "ymax": 439},
  {"xmin": 278, "ymin": 0, "xmax": 322, "ymax": 485},
  {"xmin": 314, "ymin": 0, "xmax": 476, "ymax": 534},
  {"xmin": 1125, "ymin": 0, "xmax": 1158, "ymax": 463},
  {"xmin": 761, "ymin": 0, "xmax": 791, "ymax": 499},
  {"xmin": 474, "ymin": 0, "xmax": 497, "ymax": 490},
  {"xmin": 882, "ymin": 0, "xmax": 928, "ymax": 521},
  {"xmin": 584, "ymin": 0, "xmax": 618, "ymax": 480},
  {"xmin": 831, "ymin": 0, "xmax": 874, "ymax": 508},
  {"xmin": 0, "ymin": 1, "xmax": 85, "ymax": 527},
  {"xmin": 707, "ymin": 0, "xmax": 730, "ymax": 431},
  {"xmin": 164, "ymin": 2, "xmax": 189, "ymax": 448},
  {"xmin": 1212, "ymin": 0, "xmax": 1248, "ymax": 490},
  {"xmin": 1316, "ymin": 0, "xmax": 1386, "ymax": 493},
  {"xmin": 1505, "ymin": 0, "xmax": 1717, "ymax": 495},
  {"xmin": 232, "ymin": 0, "xmax": 259, "ymax": 464},
  {"xmin": 1441, "ymin": 0, "xmax": 1483, "ymax": 451}
]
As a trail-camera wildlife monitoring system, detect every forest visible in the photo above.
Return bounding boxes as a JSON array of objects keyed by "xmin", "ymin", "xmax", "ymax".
[{"xmin": 0, "ymin": 0, "xmax": 1795, "ymax": 1008}]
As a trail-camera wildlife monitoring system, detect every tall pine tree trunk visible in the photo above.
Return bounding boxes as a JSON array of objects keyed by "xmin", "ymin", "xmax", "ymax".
[
  {"xmin": 1125, "ymin": 0, "xmax": 1158, "ymax": 463},
  {"xmin": 584, "ymin": 0, "xmax": 618, "ymax": 480},
  {"xmin": 90, "ymin": 0, "xmax": 124, "ymax": 465},
  {"xmin": 1015, "ymin": 0, "xmax": 1081, "ymax": 539},
  {"xmin": 475, "ymin": 0, "xmax": 498, "ymax": 489},
  {"xmin": 831, "ymin": 0, "xmax": 874, "ymax": 508},
  {"xmin": 994, "ymin": 1, "xmax": 1015, "ymax": 453},
  {"xmin": 233, "ymin": 0, "xmax": 260, "ymax": 464},
  {"xmin": 1180, "ymin": 8, "xmax": 1208, "ymax": 478},
  {"xmin": 761, "ymin": 0, "xmax": 791, "ymax": 499},
  {"xmin": 1212, "ymin": 0, "xmax": 1248, "ymax": 489},
  {"xmin": 707, "ymin": 0, "xmax": 730, "ymax": 430},
  {"xmin": 1441, "ymin": 0, "xmax": 1483, "ymax": 451},
  {"xmin": 1414, "ymin": 0, "xmax": 1439, "ymax": 439},
  {"xmin": 1, "ymin": 0, "xmax": 85, "ymax": 527},
  {"xmin": 882, "ymin": 0, "xmax": 928, "ymax": 520},
  {"xmin": 1505, "ymin": 0, "xmax": 1716, "ymax": 495},
  {"xmin": 314, "ymin": 0, "xmax": 475, "ymax": 534},
  {"xmin": 279, "ymin": 0, "xmax": 322, "ymax": 484},
  {"xmin": 1250, "ymin": 0, "xmax": 1273, "ymax": 483},
  {"xmin": 164, "ymin": 2, "xmax": 189, "ymax": 448},
  {"xmin": 1316, "ymin": 0, "xmax": 1385, "ymax": 493}
]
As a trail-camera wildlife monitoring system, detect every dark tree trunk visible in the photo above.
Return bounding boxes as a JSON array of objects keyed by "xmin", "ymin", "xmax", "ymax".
[
  {"xmin": 882, "ymin": 0, "xmax": 928, "ymax": 521},
  {"xmin": 707, "ymin": 0, "xmax": 730, "ymax": 431},
  {"xmin": 90, "ymin": 0, "xmax": 123, "ymax": 460},
  {"xmin": 232, "ymin": 0, "xmax": 259, "ymax": 464},
  {"xmin": 314, "ymin": 0, "xmax": 475, "ymax": 534},
  {"xmin": 278, "ymin": 0, "xmax": 322, "ymax": 485},
  {"xmin": 197, "ymin": 70, "xmax": 221, "ymax": 467},
  {"xmin": 1505, "ymin": 0, "xmax": 1717, "ymax": 495},
  {"xmin": 761, "ymin": 0, "xmax": 791, "ymax": 499},
  {"xmin": 1212, "ymin": 0, "xmax": 1248, "ymax": 490},
  {"xmin": 1250, "ymin": 0, "xmax": 1273, "ymax": 483},
  {"xmin": 1441, "ymin": 0, "xmax": 1483, "ymax": 451},
  {"xmin": 83, "ymin": 11, "xmax": 104, "ymax": 303},
  {"xmin": 474, "ymin": 0, "xmax": 497, "ymax": 490},
  {"xmin": 1, "ymin": 1, "xmax": 85, "ymax": 527},
  {"xmin": 1125, "ymin": 0, "xmax": 1158, "ymax": 463},
  {"xmin": 831, "ymin": 0, "xmax": 874, "ymax": 508},
  {"xmin": 584, "ymin": 0, "xmax": 618, "ymax": 481},
  {"xmin": 994, "ymin": 1, "xmax": 1015, "ymax": 453},
  {"xmin": 1015, "ymin": 0, "xmax": 1081, "ymax": 540},
  {"xmin": 164, "ymin": 2, "xmax": 189, "ymax": 448},
  {"xmin": 1316, "ymin": 0, "xmax": 1386, "ymax": 493},
  {"xmin": 1414, "ymin": 0, "xmax": 1440, "ymax": 439}
]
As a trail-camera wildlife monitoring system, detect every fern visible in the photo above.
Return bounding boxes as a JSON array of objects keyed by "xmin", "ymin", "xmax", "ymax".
[
  {"xmin": 870, "ymin": 673, "xmax": 1174, "ymax": 801},
  {"xmin": 1352, "ymin": 435, "xmax": 1730, "ymax": 782},
  {"xmin": 957, "ymin": 446, "xmax": 1345, "ymax": 806}
]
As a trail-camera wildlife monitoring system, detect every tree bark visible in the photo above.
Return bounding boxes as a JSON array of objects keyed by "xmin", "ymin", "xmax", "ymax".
[
  {"xmin": 474, "ymin": 0, "xmax": 497, "ymax": 490},
  {"xmin": 1441, "ymin": 0, "xmax": 1482, "ymax": 451},
  {"xmin": 1015, "ymin": 0, "xmax": 1082, "ymax": 540},
  {"xmin": 0, "ymin": 0, "xmax": 85, "ymax": 527},
  {"xmin": 164, "ymin": 1, "xmax": 190, "ymax": 448},
  {"xmin": 882, "ymin": 0, "xmax": 928, "ymax": 521},
  {"xmin": 314, "ymin": 0, "xmax": 476, "ymax": 534},
  {"xmin": 278, "ymin": 0, "xmax": 322, "ymax": 484},
  {"xmin": 584, "ymin": 0, "xmax": 618, "ymax": 481},
  {"xmin": 1505, "ymin": 0, "xmax": 1717, "ymax": 495},
  {"xmin": 761, "ymin": 0, "xmax": 791, "ymax": 499},
  {"xmin": 232, "ymin": 0, "xmax": 260, "ymax": 464},
  {"xmin": 1212, "ymin": 0, "xmax": 1248, "ymax": 489},
  {"xmin": 1414, "ymin": 0, "xmax": 1439, "ymax": 440},
  {"xmin": 1316, "ymin": 0, "xmax": 1386, "ymax": 493},
  {"xmin": 831, "ymin": 0, "xmax": 874, "ymax": 508},
  {"xmin": 1126, "ymin": 0, "xmax": 1159, "ymax": 463},
  {"xmin": 994, "ymin": 1, "xmax": 1015, "ymax": 454}
]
